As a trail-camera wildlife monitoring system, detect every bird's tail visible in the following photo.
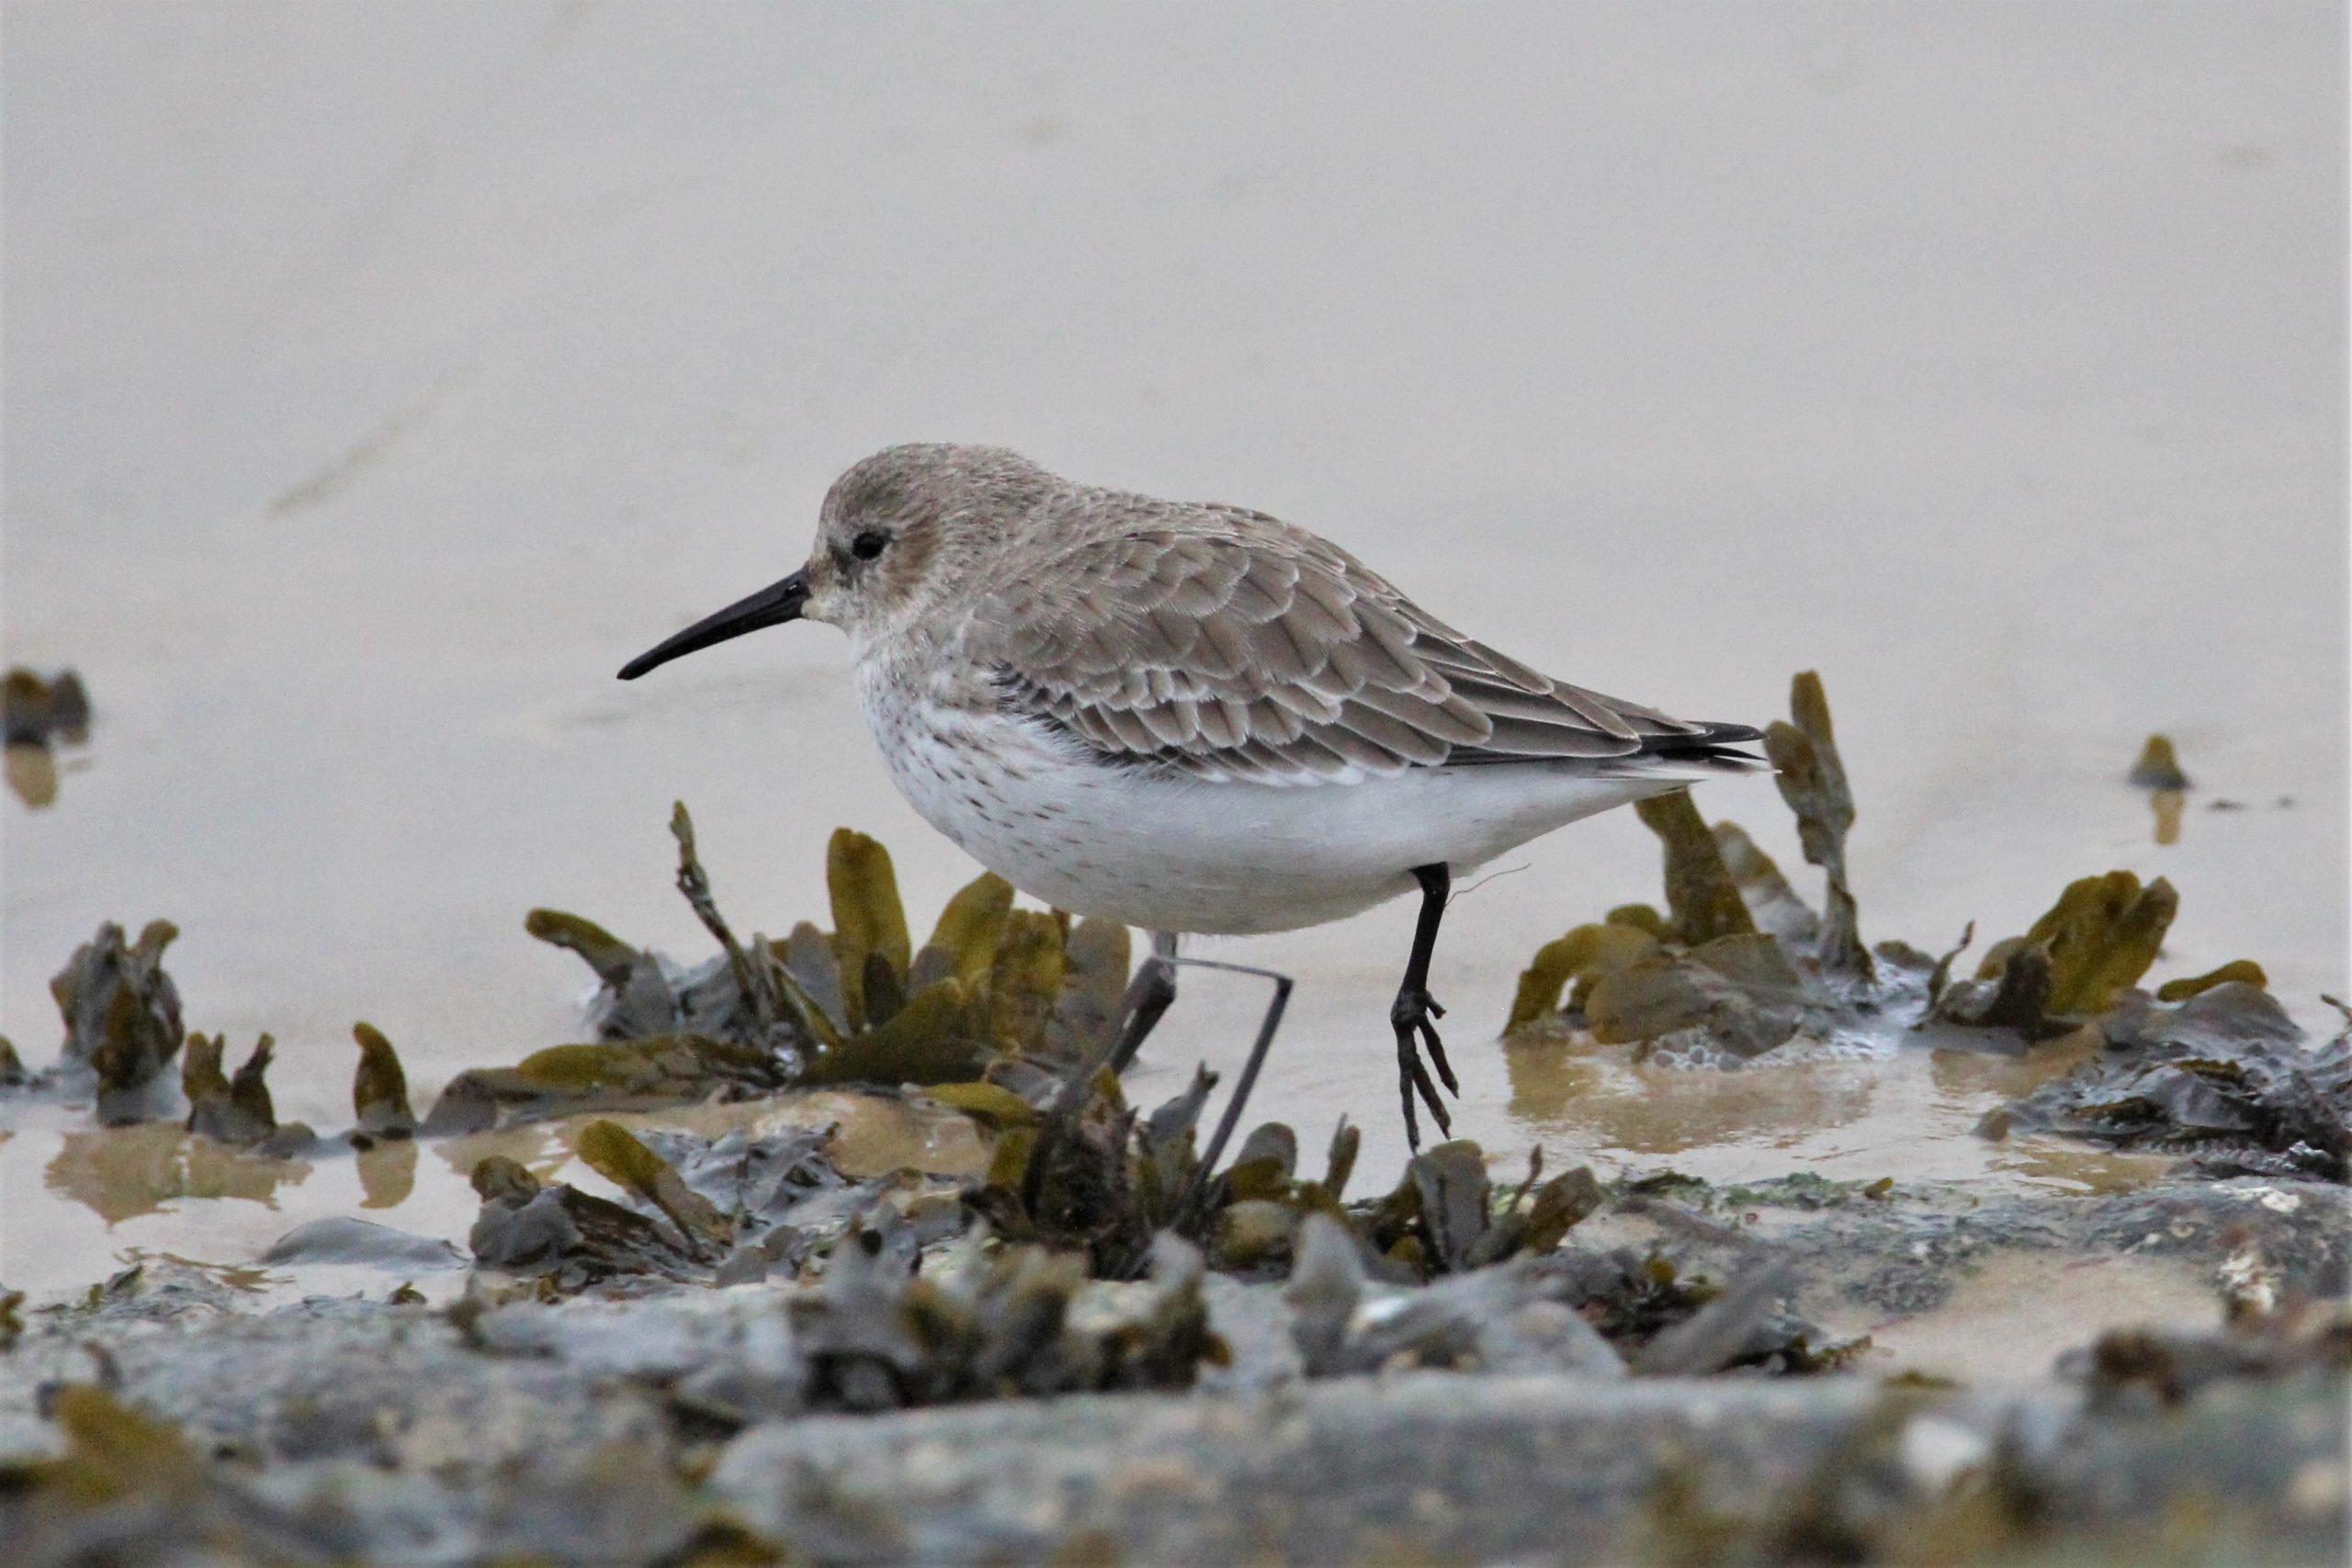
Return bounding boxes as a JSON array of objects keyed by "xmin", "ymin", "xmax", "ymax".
[{"xmin": 1601, "ymin": 720, "xmax": 1770, "ymax": 780}]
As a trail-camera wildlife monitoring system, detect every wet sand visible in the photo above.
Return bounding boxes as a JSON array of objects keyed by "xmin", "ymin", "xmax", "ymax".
[{"xmin": 4, "ymin": 5, "xmax": 2345, "ymax": 1300}]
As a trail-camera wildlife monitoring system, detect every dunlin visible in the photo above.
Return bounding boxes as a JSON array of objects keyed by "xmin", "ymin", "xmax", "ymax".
[{"xmin": 620, "ymin": 445, "xmax": 1762, "ymax": 1146}]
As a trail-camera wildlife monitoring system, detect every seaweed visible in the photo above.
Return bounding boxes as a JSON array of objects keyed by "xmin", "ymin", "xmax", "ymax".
[
  {"xmin": 458, "ymin": 1117, "xmax": 893, "ymax": 1290},
  {"xmin": 2128, "ymin": 733, "xmax": 2191, "ymax": 791},
  {"xmin": 1204, "ymin": 1123, "xmax": 1325, "ymax": 1271},
  {"xmin": 49, "ymin": 919, "xmax": 185, "ymax": 1124},
  {"xmin": 1983, "ymin": 983, "xmax": 2352, "ymax": 1180},
  {"xmin": 983, "ymin": 1051, "xmax": 1824, "ymax": 1374},
  {"xmin": 420, "ymin": 1032, "xmax": 788, "ymax": 1134},
  {"xmin": 575, "ymin": 1120, "xmax": 736, "ymax": 1261},
  {"xmin": 2131, "ymin": 738, "xmax": 2198, "ymax": 846},
  {"xmin": 1504, "ymin": 918, "xmax": 1661, "ymax": 1034},
  {"xmin": 922, "ymin": 1079, "xmax": 1040, "ymax": 1130},
  {"xmin": 1633, "ymin": 791, "xmax": 1756, "ymax": 945},
  {"xmin": 976, "ymin": 1036, "xmax": 1283, "ymax": 1279},
  {"xmin": 786, "ymin": 1204, "xmax": 1224, "ymax": 1411},
  {"xmin": 6, "ymin": 1383, "xmax": 206, "ymax": 1518},
  {"xmin": 793, "ymin": 976, "xmax": 988, "ymax": 1089},
  {"xmin": 2069, "ymin": 1303, "xmax": 2352, "ymax": 1412},
  {"xmin": 979, "ymin": 1064, "xmax": 1157, "ymax": 1272},
  {"xmin": 1551, "ymin": 1249, "xmax": 1727, "ymax": 1348},
  {"xmin": 1505, "ymin": 673, "xmax": 2284, "ymax": 1127},
  {"xmin": 1288, "ymin": 1164, "xmax": 1855, "ymax": 1381},
  {"xmin": 1583, "ymin": 934, "xmax": 1808, "ymax": 1059},
  {"xmin": 987, "ymin": 987, "xmax": 1377, "ymax": 1280},
  {"xmin": 827, "ymin": 828, "xmax": 912, "ymax": 1031},
  {"xmin": 1504, "ymin": 677, "xmax": 1884, "ymax": 1051},
  {"xmin": 523, "ymin": 908, "xmax": 694, "ymax": 1042},
  {"xmin": 1042, "ymin": 916, "xmax": 1133, "ymax": 1071},
  {"xmin": 350, "ymin": 1021, "xmax": 417, "ymax": 1138},
  {"xmin": 1762, "ymin": 671, "xmax": 1871, "ymax": 980},
  {"xmin": 4, "ymin": 666, "xmax": 90, "ymax": 810},
  {"xmin": 2155, "ymin": 960, "xmax": 2267, "ymax": 1003},
  {"xmin": 466, "ymin": 1154, "xmax": 700, "ymax": 1285},
  {"xmin": 1285, "ymin": 1210, "xmax": 1623, "ymax": 1378},
  {"xmin": 634, "ymin": 1123, "xmax": 843, "ymax": 1232},
  {"xmin": 1358, "ymin": 1142, "xmax": 1607, "ymax": 1280},
  {"xmin": 509, "ymin": 807, "xmax": 1136, "ymax": 1124},
  {"xmin": 1712, "ymin": 821, "xmax": 1821, "ymax": 949},
  {"xmin": 181, "ymin": 1032, "xmax": 300, "ymax": 1148},
  {"xmin": 518, "ymin": 807, "xmax": 805, "ymax": 1056},
  {"xmin": 2, "ymin": 666, "xmax": 89, "ymax": 747},
  {"xmin": 1623, "ymin": 1260, "xmax": 1865, "ymax": 1375},
  {"xmin": 1936, "ymin": 872, "xmax": 2177, "ymax": 1033}
]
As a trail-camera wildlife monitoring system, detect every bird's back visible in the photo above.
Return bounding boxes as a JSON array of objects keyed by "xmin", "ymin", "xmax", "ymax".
[{"xmin": 949, "ymin": 479, "xmax": 1760, "ymax": 785}]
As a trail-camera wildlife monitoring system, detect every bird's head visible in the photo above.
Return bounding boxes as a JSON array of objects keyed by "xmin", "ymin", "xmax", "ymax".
[{"xmin": 617, "ymin": 443, "xmax": 1053, "ymax": 680}]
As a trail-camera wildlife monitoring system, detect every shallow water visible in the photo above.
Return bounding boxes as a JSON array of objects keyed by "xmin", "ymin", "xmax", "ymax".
[{"xmin": 4, "ymin": 5, "xmax": 2344, "ymax": 1305}]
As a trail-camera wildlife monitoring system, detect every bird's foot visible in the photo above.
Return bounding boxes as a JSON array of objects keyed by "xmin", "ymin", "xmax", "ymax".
[{"xmin": 1390, "ymin": 984, "xmax": 1456, "ymax": 1150}]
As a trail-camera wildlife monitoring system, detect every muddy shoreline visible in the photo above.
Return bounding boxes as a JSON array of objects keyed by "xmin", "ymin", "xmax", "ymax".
[
  {"xmin": 3, "ymin": 1176, "xmax": 2345, "ymax": 1564},
  {"xmin": 5, "ymin": 680, "xmax": 2347, "ymax": 1564}
]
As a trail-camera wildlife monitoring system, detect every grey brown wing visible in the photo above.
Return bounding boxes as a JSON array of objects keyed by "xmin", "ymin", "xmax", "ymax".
[{"xmin": 975, "ymin": 521, "xmax": 1753, "ymax": 784}]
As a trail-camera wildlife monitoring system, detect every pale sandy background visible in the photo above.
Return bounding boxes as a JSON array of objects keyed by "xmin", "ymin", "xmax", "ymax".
[{"xmin": 4, "ymin": 4, "xmax": 2345, "ymax": 1282}]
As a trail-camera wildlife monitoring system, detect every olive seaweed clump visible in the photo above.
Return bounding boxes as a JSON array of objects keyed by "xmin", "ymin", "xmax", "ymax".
[
  {"xmin": 1504, "ymin": 672, "xmax": 2352, "ymax": 1181},
  {"xmin": 1985, "ymin": 985, "xmax": 2352, "ymax": 1181},
  {"xmin": 426, "ymin": 806, "xmax": 1132, "ymax": 1133},
  {"xmin": 453, "ymin": 1063, "xmax": 1854, "ymax": 1396},
  {"xmin": 48, "ymin": 920, "xmax": 186, "ymax": 1126},
  {"xmin": 8, "ymin": 934, "xmax": 402, "ymax": 1168},
  {"xmin": 4, "ymin": 664, "xmax": 90, "ymax": 808}
]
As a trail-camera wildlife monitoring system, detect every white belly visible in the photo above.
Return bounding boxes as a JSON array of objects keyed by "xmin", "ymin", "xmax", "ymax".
[{"xmin": 860, "ymin": 683, "xmax": 1682, "ymax": 936}]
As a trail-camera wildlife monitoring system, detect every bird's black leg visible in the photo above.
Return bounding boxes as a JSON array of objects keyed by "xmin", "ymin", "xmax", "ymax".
[
  {"xmin": 1391, "ymin": 863, "xmax": 1456, "ymax": 1149},
  {"xmin": 1104, "ymin": 930, "xmax": 1181, "ymax": 1076},
  {"xmin": 1174, "ymin": 956, "xmax": 1295, "ymax": 1222}
]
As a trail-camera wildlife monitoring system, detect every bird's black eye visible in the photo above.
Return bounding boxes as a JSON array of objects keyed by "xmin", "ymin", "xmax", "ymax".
[{"xmin": 850, "ymin": 530, "xmax": 889, "ymax": 562}]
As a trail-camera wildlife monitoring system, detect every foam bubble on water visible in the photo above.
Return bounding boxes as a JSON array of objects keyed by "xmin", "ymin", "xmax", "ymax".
[
  {"xmin": 1643, "ymin": 1025, "xmax": 1901, "ymax": 1071},
  {"xmin": 1639, "ymin": 1030, "xmax": 1750, "ymax": 1071}
]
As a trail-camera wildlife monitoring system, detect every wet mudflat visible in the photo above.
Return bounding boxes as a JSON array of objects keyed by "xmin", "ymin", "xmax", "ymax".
[
  {"xmin": 3, "ymin": 674, "xmax": 2347, "ymax": 1563},
  {"xmin": 6, "ymin": 6, "xmax": 2347, "ymax": 1563}
]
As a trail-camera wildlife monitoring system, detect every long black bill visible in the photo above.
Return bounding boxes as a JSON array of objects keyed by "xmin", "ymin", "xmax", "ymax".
[{"xmin": 616, "ymin": 569, "xmax": 809, "ymax": 680}]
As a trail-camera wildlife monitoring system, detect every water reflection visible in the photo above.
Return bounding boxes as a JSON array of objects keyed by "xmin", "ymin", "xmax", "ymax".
[
  {"xmin": 1930, "ymin": 1026, "xmax": 2184, "ymax": 1192},
  {"xmin": 1500, "ymin": 1037, "xmax": 1606, "ymax": 1121},
  {"xmin": 6, "ymin": 743, "xmax": 58, "ymax": 808},
  {"xmin": 1498, "ymin": 1021, "xmax": 2145, "ymax": 1190},
  {"xmin": 529, "ymin": 1091, "xmax": 994, "ymax": 1182},
  {"xmin": 431, "ymin": 1122, "xmax": 565, "ymax": 1186},
  {"xmin": 1502, "ymin": 1035, "xmax": 1877, "ymax": 1158},
  {"xmin": 1926, "ymin": 1023, "xmax": 2100, "ymax": 1101},
  {"xmin": 753, "ymin": 1091, "xmax": 988, "ymax": 1179},
  {"xmin": 46, "ymin": 1123, "xmax": 313, "ymax": 1224},
  {"xmin": 345, "ymin": 1090, "xmax": 998, "ymax": 1230},
  {"xmin": 1984, "ymin": 1141, "xmax": 2177, "ymax": 1195},
  {"xmin": 356, "ymin": 1138, "xmax": 419, "ymax": 1209}
]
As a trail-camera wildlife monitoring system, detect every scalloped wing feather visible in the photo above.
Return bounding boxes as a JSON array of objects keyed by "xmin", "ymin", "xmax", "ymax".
[{"xmin": 972, "ymin": 509, "xmax": 1738, "ymax": 784}]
